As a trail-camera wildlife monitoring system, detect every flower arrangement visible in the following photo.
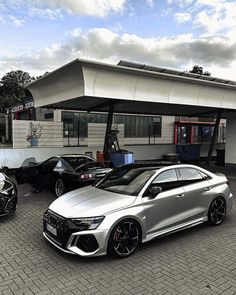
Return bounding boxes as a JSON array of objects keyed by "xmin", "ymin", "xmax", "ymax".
[{"xmin": 26, "ymin": 122, "xmax": 43, "ymax": 147}]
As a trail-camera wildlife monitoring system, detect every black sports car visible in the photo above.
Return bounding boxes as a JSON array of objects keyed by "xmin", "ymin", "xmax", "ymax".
[
  {"xmin": 15, "ymin": 154, "xmax": 112, "ymax": 197},
  {"xmin": 0, "ymin": 172, "xmax": 17, "ymax": 216}
]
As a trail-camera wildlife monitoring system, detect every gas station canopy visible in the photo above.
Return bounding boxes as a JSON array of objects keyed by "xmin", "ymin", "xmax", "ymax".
[{"xmin": 27, "ymin": 59, "xmax": 236, "ymax": 117}]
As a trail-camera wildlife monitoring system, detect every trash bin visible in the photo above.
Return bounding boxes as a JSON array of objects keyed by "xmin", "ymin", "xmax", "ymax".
[
  {"xmin": 176, "ymin": 144, "xmax": 201, "ymax": 161},
  {"xmin": 96, "ymin": 151, "xmax": 104, "ymax": 163},
  {"xmin": 216, "ymin": 148, "xmax": 225, "ymax": 166},
  {"xmin": 110, "ymin": 151, "xmax": 134, "ymax": 168}
]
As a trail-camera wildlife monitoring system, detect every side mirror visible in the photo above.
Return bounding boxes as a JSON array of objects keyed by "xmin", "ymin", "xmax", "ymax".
[{"xmin": 148, "ymin": 186, "xmax": 162, "ymax": 198}]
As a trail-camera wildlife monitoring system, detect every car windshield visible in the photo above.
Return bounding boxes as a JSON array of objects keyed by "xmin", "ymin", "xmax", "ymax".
[{"xmin": 97, "ymin": 168, "xmax": 156, "ymax": 196}]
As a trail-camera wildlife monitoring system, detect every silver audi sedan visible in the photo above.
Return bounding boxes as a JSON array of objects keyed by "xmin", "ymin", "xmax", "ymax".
[{"xmin": 43, "ymin": 163, "xmax": 233, "ymax": 258}]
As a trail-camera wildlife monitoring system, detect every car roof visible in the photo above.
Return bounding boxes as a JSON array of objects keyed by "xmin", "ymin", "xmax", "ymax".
[
  {"xmin": 118, "ymin": 162, "xmax": 208, "ymax": 172},
  {"xmin": 119, "ymin": 161, "xmax": 179, "ymax": 170}
]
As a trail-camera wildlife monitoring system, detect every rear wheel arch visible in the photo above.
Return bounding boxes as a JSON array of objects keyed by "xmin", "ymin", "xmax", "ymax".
[{"xmin": 209, "ymin": 194, "xmax": 227, "ymax": 210}]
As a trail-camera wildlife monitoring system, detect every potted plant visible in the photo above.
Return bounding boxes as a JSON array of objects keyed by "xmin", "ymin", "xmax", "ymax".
[{"xmin": 26, "ymin": 122, "xmax": 43, "ymax": 147}]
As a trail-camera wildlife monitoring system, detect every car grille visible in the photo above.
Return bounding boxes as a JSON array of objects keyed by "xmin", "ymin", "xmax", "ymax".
[{"xmin": 43, "ymin": 210, "xmax": 72, "ymax": 249}]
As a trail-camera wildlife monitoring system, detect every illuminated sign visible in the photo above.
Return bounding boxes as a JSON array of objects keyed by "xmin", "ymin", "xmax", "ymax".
[{"xmin": 11, "ymin": 101, "xmax": 34, "ymax": 113}]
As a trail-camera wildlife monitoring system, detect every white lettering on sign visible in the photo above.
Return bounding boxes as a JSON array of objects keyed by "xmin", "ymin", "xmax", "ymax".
[
  {"xmin": 25, "ymin": 101, "xmax": 34, "ymax": 109},
  {"xmin": 11, "ymin": 105, "xmax": 24, "ymax": 113},
  {"xmin": 11, "ymin": 101, "xmax": 34, "ymax": 113}
]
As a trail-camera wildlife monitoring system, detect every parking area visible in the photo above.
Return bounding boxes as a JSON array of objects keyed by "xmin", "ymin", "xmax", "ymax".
[{"xmin": 1, "ymin": 169, "xmax": 236, "ymax": 295}]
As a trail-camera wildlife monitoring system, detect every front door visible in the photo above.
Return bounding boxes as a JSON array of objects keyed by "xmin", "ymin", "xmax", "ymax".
[{"xmin": 142, "ymin": 168, "xmax": 185, "ymax": 237}]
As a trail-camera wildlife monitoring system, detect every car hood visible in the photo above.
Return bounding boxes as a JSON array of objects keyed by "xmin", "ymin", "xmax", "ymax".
[{"xmin": 49, "ymin": 186, "xmax": 136, "ymax": 218}]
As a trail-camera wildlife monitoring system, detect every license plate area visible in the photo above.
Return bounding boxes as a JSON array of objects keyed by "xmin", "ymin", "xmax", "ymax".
[{"xmin": 46, "ymin": 223, "xmax": 57, "ymax": 236}]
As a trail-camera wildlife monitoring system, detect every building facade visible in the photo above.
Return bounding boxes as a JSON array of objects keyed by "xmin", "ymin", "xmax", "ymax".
[{"xmin": 8, "ymin": 100, "xmax": 225, "ymax": 149}]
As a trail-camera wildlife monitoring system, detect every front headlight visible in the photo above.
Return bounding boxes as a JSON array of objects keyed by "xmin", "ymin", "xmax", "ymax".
[{"xmin": 70, "ymin": 216, "xmax": 105, "ymax": 231}]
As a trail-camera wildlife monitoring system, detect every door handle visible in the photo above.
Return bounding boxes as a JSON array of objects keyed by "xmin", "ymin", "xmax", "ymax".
[
  {"xmin": 177, "ymin": 193, "xmax": 184, "ymax": 199},
  {"xmin": 204, "ymin": 186, "xmax": 212, "ymax": 191}
]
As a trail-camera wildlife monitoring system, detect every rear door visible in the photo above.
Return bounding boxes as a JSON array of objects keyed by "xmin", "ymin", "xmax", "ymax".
[
  {"xmin": 176, "ymin": 167, "xmax": 212, "ymax": 223},
  {"xmin": 42, "ymin": 158, "xmax": 60, "ymax": 186}
]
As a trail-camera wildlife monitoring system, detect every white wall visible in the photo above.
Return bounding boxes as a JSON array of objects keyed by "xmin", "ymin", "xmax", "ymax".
[
  {"xmin": 225, "ymin": 113, "xmax": 236, "ymax": 165},
  {"xmin": 0, "ymin": 143, "xmax": 227, "ymax": 168},
  {"xmin": 0, "ymin": 144, "xmax": 174, "ymax": 168},
  {"xmin": 0, "ymin": 143, "xmax": 225, "ymax": 169},
  {"xmin": 13, "ymin": 120, "xmax": 63, "ymax": 148}
]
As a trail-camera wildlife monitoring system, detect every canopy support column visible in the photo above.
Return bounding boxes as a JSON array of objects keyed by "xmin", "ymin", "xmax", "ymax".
[
  {"xmin": 206, "ymin": 109, "xmax": 222, "ymax": 165},
  {"xmin": 103, "ymin": 103, "xmax": 115, "ymax": 162}
]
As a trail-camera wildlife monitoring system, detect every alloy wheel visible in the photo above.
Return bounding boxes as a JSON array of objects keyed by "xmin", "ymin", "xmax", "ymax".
[
  {"xmin": 208, "ymin": 197, "xmax": 226, "ymax": 226},
  {"xmin": 109, "ymin": 219, "xmax": 140, "ymax": 258},
  {"xmin": 55, "ymin": 178, "xmax": 65, "ymax": 197}
]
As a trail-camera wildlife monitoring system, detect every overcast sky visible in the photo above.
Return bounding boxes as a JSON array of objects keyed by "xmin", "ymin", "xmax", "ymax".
[{"xmin": 1, "ymin": 0, "xmax": 236, "ymax": 80}]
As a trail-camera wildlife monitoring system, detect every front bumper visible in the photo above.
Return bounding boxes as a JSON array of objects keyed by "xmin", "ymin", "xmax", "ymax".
[
  {"xmin": 0, "ymin": 196, "xmax": 17, "ymax": 216},
  {"xmin": 43, "ymin": 210, "xmax": 109, "ymax": 257},
  {"xmin": 43, "ymin": 228, "xmax": 109, "ymax": 257}
]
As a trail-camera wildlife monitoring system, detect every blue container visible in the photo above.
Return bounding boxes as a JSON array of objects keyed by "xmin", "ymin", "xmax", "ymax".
[
  {"xmin": 176, "ymin": 144, "xmax": 201, "ymax": 161},
  {"xmin": 31, "ymin": 137, "xmax": 38, "ymax": 147},
  {"xmin": 110, "ymin": 151, "xmax": 134, "ymax": 168}
]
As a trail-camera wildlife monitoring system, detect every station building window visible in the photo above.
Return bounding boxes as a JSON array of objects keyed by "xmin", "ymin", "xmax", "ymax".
[
  {"xmin": 62, "ymin": 111, "xmax": 162, "ymax": 139},
  {"xmin": 62, "ymin": 112, "xmax": 108, "ymax": 138},
  {"xmin": 114, "ymin": 114, "xmax": 162, "ymax": 138}
]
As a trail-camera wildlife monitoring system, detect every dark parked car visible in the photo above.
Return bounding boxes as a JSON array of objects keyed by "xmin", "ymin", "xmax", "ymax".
[
  {"xmin": 15, "ymin": 154, "xmax": 112, "ymax": 197},
  {"xmin": 0, "ymin": 172, "xmax": 17, "ymax": 216}
]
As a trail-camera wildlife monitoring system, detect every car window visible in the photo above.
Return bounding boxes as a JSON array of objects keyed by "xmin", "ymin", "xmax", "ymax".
[
  {"xmin": 198, "ymin": 170, "xmax": 210, "ymax": 179},
  {"xmin": 43, "ymin": 158, "xmax": 59, "ymax": 172},
  {"xmin": 178, "ymin": 168, "xmax": 203, "ymax": 181},
  {"xmin": 146, "ymin": 169, "xmax": 179, "ymax": 194},
  {"xmin": 153, "ymin": 169, "xmax": 178, "ymax": 184},
  {"xmin": 54, "ymin": 159, "xmax": 72, "ymax": 172}
]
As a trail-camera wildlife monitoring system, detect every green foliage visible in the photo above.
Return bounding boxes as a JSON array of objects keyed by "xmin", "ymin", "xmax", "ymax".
[
  {"xmin": 0, "ymin": 70, "xmax": 33, "ymax": 113},
  {"xmin": 190, "ymin": 65, "xmax": 211, "ymax": 76}
]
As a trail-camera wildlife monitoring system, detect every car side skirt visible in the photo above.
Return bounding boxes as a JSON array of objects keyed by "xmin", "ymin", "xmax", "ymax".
[{"xmin": 143, "ymin": 217, "xmax": 207, "ymax": 243}]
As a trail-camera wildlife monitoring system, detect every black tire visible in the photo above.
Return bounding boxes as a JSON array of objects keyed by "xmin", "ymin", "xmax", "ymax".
[
  {"xmin": 54, "ymin": 178, "xmax": 66, "ymax": 197},
  {"xmin": 108, "ymin": 219, "xmax": 141, "ymax": 258},
  {"xmin": 208, "ymin": 197, "xmax": 226, "ymax": 226}
]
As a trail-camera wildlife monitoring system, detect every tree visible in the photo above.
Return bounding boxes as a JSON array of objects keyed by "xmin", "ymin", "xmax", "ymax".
[
  {"xmin": 189, "ymin": 65, "xmax": 211, "ymax": 76},
  {"xmin": 0, "ymin": 70, "xmax": 33, "ymax": 113}
]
